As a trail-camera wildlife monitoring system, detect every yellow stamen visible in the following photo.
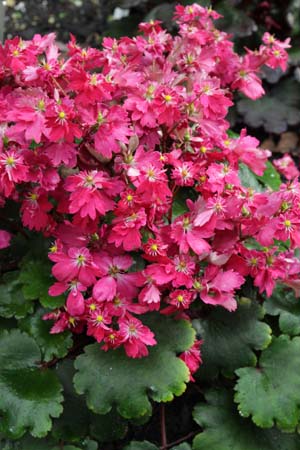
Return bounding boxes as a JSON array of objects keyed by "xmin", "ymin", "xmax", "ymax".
[
  {"xmin": 6, "ymin": 156, "xmax": 15, "ymax": 166},
  {"xmin": 58, "ymin": 111, "xmax": 66, "ymax": 119}
]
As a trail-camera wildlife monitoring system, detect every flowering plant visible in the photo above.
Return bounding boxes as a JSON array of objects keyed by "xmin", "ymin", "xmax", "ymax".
[{"xmin": 1, "ymin": 4, "xmax": 300, "ymax": 449}]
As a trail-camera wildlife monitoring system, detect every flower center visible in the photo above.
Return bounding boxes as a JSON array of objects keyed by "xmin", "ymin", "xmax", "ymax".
[
  {"xmin": 58, "ymin": 111, "xmax": 66, "ymax": 120},
  {"xmin": 76, "ymin": 254, "xmax": 86, "ymax": 266},
  {"xmin": 164, "ymin": 94, "xmax": 172, "ymax": 103},
  {"xmin": 128, "ymin": 324, "xmax": 137, "ymax": 336},
  {"xmin": 28, "ymin": 192, "xmax": 38, "ymax": 201},
  {"xmin": 109, "ymin": 265, "xmax": 119, "ymax": 276},
  {"xmin": 5, "ymin": 156, "xmax": 15, "ymax": 167},
  {"xmin": 36, "ymin": 99, "xmax": 45, "ymax": 112}
]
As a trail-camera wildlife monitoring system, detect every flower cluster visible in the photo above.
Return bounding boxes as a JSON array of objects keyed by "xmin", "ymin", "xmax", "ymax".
[{"xmin": 0, "ymin": 4, "xmax": 296, "ymax": 374}]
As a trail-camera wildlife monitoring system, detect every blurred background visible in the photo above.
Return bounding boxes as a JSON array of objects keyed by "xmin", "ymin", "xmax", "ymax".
[{"xmin": 1, "ymin": 0, "xmax": 300, "ymax": 154}]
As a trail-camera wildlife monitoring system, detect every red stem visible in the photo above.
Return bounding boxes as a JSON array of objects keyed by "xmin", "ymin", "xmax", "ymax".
[
  {"xmin": 162, "ymin": 431, "xmax": 198, "ymax": 449},
  {"xmin": 160, "ymin": 404, "xmax": 168, "ymax": 450}
]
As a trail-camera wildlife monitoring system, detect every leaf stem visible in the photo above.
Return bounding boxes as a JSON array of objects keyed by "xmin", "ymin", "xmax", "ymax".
[
  {"xmin": 160, "ymin": 404, "xmax": 168, "ymax": 450},
  {"xmin": 162, "ymin": 430, "xmax": 198, "ymax": 449}
]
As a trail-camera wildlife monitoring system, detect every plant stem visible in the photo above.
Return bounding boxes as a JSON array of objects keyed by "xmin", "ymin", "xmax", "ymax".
[
  {"xmin": 160, "ymin": 404, "xmax": 167, "ymax": 450},
  {"xmin": 162, "ymin": 431, "xmax": 198, "ymax": 449}
]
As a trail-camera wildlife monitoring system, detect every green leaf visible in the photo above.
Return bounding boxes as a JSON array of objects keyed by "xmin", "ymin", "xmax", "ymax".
[
  {"xmin": 19, "ymin": 309, "xmax": 73, "ymax": 362},
  {"xmin": 144, "ymin": 3, "xmax": 174, "ymax": 29},
  {"xmin": 90, "ymin": 410, "xmax": 128, "ymax": 442},
  {"xmin": 53, "ymin": 446, "xmax": 82, "ymax": 450},
  {"xmin": 81, "ymin": 440, "xmax": 98, "ymax": 450},
  {"xmin": 52, "ymin": 361, "xmax": 89, "ymax": 442},
  {"xmin": 0, "ymin": 271, "xmax": 34, "ymax": 319},
  {"xmin": 194, "ymin": 299, "xmax": 271, "ymax": 380},
  {"xmin": 123, "ymin": 442, "xmax": 158, "ymax": 450},
  {"xmin": 216, "ymin": 2, "xmax": 256, "ymax": 37},
  {"xmin": 265, "ymin": 285, "xmax": 300, "ymax": 335},
  {"xmin": 235, "ymin": 335, "xmax": 300, "ymax": 431},
  {"xmin": 227, "ymin": 130, "xmax": 240, "ymax": 139},
  {"xmin": 0, "ymin": 329, "xmax": 63, "ymax": 438},
  {"xmin": 52, "ymin": 360, "xmax": 127, "ymax": 442},
  {"xmin": 1, "ymin": 436, "xmax": 55, "ymax": 450},
  {"xmin": 1, "ymin": 436, "xmax": 98, "ymax": 450},
  {"xmin": 238, "ymin": 163, "xmax": 263, "ymax": 192},
  {"xmin": 19, "ymin": 259, "xmax": 65, "ymax": 308},
  {"xmin": 172, "ymin": 187, "xmax": 197, "ymax": 220},
  {"xmin": 237, "ymin": 79, "xmax": 300, "ymax": 134},
  {"xmin": 193, "ymin": 389, "xmax": 300, "ymax": 450},
  {"xmin": 74, "ymin": 314, "xmax": 195, "ymax": 419},
  {"xmin": 53, "ymin": 360, "xmax": 127, "ymax": 443},
  {"xmin": 172, "ymin": 444, "xmax": 191, "ymax": 450},
  {"xmin": 257, "ymin": 161, "xmax": 281, "ymax": 191}
]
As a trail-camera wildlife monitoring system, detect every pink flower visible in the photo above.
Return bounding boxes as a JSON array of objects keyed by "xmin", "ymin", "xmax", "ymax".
[
  {"xmin": 21, "ymin": 188, "xmax": 53, "ymax": 231},
  {"xmin": 231, "ymin": 55, "xmax": 265, "ymax": 100},
  {"xmin": 93, "ymin": 253, "xmax": 143, "ymax": 301},
  {"xmin": 49, "ymin": 246, "xmax": 97, "ymax": 286},
  {"xmin": 44, "ymin": 142, "xmax": 77, "ymax": 167},
  {"xmin": 46, "ymin": 98, "xmax": 82, "ymax": 143},
  {"xmin": 124, "ymin": 83, "xmax": 159, "ymax": 129},
  {"xmin": 171, "ymin": 213, "xmax": 214, "ymax": 255},
  {"xmin": 44, "ymin": 310, "xmax": 84, "ymax": 334},
  {"xmin": 108, "ymin": 209, "xmax": 147, "ymax": 251},
  {"xmin": 179, "ymin": 340, "xmax": 202, "ymax": 381},
  {"xmin": 0, "ymin": 230, "xmax": 11, "ymax": 249},
  {"xmin": 0, "ymin": 6, "xmax": 295, "ymax": 360},
  {"xmin": 6, "ymin": 88, "xmax": 49, "ymax": 142},
  {"xmin": 199, "ymin": 266, "xmax": 244, "ymax": 311},
  {"xmin": 65, "ymin": 170, "xmax": 124, "ymax": 219},
  {"xmin": 49, "ymin": 279, "xmax": 87, "ymax": 316},
  {"xmin": 93, "ymin": 106, "xmax": 131, "ymax": 159},
  {"xmin": 0, "ymin": 150, "xmax": 28, "ymax": 197},
  {"xmin": 146, "ymin": 255, "xmax": 196, "ymax": 289},
  {"xmin": 138, "ymin": 279, "xmax": 161, "ymax": 311},
  {"xmin": 162, "ymin": 289, "xmax": 194, "ymax": 314},
  {"xmin": 273, "ymin": 154, "xmax": 299, "ymax": 180},
  {"xmin": 119, "ymin": 315, "xmax": 156, "ymax": 358},
  {"xmin": 86, "ymin": 307, "xmax": 111, "ymax": 343}
]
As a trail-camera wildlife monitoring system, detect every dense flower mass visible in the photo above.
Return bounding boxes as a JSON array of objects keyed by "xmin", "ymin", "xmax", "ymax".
[{"xmin": 0, "ymin": 3, "xmax": 296, "ymax": 375}]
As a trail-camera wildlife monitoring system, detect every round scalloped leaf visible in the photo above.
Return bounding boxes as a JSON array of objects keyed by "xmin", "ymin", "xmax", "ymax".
[
  {"xmin": 194, "ymin": 299, "xmax": 271, "ymax": 380},
  {"xmin": 171, "ymin": 444, "xmax": 191, "ymax": 450},
  {"xmin": 19, "ymin": 309, "xmax": 73, "ymax": 362},
  {"xmin": 53, "ymin": 360, "xmax": 127, "ymax": 443},
  {"xmin": 0, "ymin": 329, "xmax": 63, "ymax": 439},
  {"xmin": 19, "ymin": 259, "xmax": 65, "ymax": 309},
  {"xmin": 1, "ymin": 436, "xmax": 98, "ymax": 450},
  {"xmin": 52, "ymin": 447, "xmax": 84, "ymax": 450},
  {"xmin": 90, "ymin": 410, "xmax": 128, "ymax": 442},
  {"xmin": 235, "ymin": 335, "xmax": 300, "ymax": 431},
  {"xmin": 74, "ymin": 314, "xmax": 195, "ymax": 419},
  {"xmin": 52, "ymin": 361, "xmax": 90, "ymax": 442},
  {"xmin": 265, "ymin": 286, "xmax": 300, "ymax": 335},
  {"xmin": 193, "ymin": 389, "xmax": 300, "ymax": 450},
  {"xmin": 123, "ymin": 442, "xmax": 158, "ymax": 450},
  {"xmin": 0, "ymin": 437, "xmax": 54, "ymax": 450},
  {"xmin": 237, "ymin": 79, "xmax": 300, "ymax": 134},
  {"xmin": 0, "ymin": 271, "xmax": 34, "ymax": 319}
]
